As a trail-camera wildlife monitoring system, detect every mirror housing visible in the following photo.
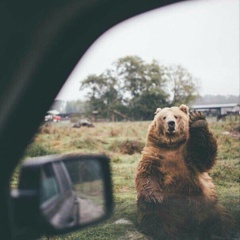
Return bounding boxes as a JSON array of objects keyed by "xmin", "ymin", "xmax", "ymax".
[{"xmin": 11, "ymin": 154, "xmax": 113, "ymax": 239}]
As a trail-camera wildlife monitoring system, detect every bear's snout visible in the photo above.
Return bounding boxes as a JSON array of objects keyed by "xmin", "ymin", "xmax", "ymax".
[{"xmin": 168, "ymin": 120, "xmax": 175, "ymax": 132}]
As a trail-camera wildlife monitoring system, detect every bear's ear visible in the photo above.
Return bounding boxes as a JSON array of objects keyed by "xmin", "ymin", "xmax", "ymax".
[
  {"xmin": 179, "ymin": 104, "xmax": 189, "ymax": 115},
  {"xmin": 155, "ymin": 108, "xmax": 162, "ymax": 114}
]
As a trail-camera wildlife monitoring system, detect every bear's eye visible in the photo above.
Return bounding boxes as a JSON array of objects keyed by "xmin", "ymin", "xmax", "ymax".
[
  {"xmin": 174, "ymin": 115, "xmax": 178, "ymax": 119},
  {"xmin": 163, "ymin": 116, "xmax": 166, "ymax": 120}
]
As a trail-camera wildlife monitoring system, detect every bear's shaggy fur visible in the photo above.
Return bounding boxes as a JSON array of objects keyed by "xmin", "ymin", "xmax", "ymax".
[{"xmin": 135, "ymin": 105, "xmax": 232, "ymax": 240}]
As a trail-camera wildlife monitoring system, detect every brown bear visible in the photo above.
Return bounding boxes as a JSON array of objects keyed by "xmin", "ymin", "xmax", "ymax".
[{"xmin": 135, "ymin": 105, "xmax": 232, "ymax": 240}]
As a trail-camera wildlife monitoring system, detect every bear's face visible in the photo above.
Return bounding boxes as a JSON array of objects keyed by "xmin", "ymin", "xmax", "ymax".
[{"xmin": 150, "ymin": 105, "xmax": 190, "ymax": 146}]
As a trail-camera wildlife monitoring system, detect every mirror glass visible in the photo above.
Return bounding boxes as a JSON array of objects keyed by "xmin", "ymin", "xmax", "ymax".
[{"xmin": 39, "ymin": 158, "xmax": 105, "ymax": 229}]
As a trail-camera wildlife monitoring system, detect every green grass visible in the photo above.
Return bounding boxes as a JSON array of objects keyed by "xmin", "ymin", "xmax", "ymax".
[{"xmin": 12, "ymin": 119, "xmax": 240, "ymax": 239}]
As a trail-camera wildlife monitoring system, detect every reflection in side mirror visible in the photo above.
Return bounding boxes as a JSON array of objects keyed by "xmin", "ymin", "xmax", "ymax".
[
  {"xmin": 12, "ymin": 154, "xmax": 113, "ymax": 238},
  {"xmin": 64, "ymin": 159, "xmax": 105, "ymax": 225},
  {"xmin": 40, "ymin": 158, "xmax": 105, "ymax": 229}
]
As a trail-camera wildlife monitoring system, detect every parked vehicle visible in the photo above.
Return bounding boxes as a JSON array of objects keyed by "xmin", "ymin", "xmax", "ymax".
[
  {"xmin": 44, "ymin": 115, "xmax": 52, "ymax": 122},
  {"xmin": 44, "ymin": 114, "xmax": 61, "ymax": 122},
  {"xmin": 52, "ymin": 115, "xmax": 62, "ymax": 122}
]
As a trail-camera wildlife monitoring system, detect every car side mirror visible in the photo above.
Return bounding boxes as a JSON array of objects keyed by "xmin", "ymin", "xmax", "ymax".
[{"xmin": 11, "ymin": 154, "xmax": 113, "ymax": 239}]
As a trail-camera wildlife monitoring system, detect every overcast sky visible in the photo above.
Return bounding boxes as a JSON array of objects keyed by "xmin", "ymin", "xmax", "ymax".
[{"xmin": 57, "ymin": 0, "xmax": 239, "ymax": 101}]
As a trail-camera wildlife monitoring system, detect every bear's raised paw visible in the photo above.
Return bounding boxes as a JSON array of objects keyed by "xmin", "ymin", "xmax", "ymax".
[{"xmin": 189, "ymin": 111, "xmax": 207, "ymax": 128}]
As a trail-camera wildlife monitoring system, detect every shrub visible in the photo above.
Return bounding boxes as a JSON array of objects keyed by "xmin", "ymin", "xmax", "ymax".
[
  {"xmin": 24, "ymin": 142, "xmax": 58, "ymax": 157},
  {"xmin": 109, "ymin": 140, "xmax": 144, "ymax": 155},
  {"xmin": 119, "ymin": 140, "xmax": 144, "ymax": 155},
  {"xmin": 71, "ymin": 138, "xmax": 97, "ymax": 150}
]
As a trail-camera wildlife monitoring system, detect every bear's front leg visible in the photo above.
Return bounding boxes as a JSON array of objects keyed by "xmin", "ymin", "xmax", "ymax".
[
  {"xmin": 135, "ymin": 170, "xmax": 169, "ymax": 239},
  {"xmin": 187, "ymin": 111, "xmax": 217, "ymax": 171},
  {"xmin": 135, "ymin": 173, "xmax": 164, "ymax": 204},
  {"xmin": 135, "ymin": 156, "xmax": 165, "ymax": 204}
]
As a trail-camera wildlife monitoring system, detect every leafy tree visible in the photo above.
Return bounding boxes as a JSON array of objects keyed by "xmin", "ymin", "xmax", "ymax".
[
  {"xmin": 114, "ymin": 56, "xmax": 169, "ymax": 119},
  {"xmin": 79, "ymin": 56, "xmax": 199, "ymax": 121},
  {"xmin": 115, "ymin": 56, "xmax": 146, "ymax": 98},
  {"xmin": 130, "ymin": 90, "xmax": 168, "ymax": 120},
  {"xmin": 115, "ymin": 56, "xmax": 167, "ymax": 95},
  {"xmin": 166, "ymin": 65, "xmax": 200, "ymax": 106},
  {"xmin": 80, "ymin": 71, "xmax": 123, "ymax": 119}
]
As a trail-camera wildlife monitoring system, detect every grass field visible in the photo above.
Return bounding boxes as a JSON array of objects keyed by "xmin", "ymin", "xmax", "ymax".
[{"xmin": 12, "ymin": 118, "xmax": 240, "ymax": 239}]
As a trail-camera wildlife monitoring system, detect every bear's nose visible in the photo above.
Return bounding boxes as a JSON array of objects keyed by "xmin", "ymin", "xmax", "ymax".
[{"xmin": 168, "ymin": 121, "xmax": 175, "ymax": 128}]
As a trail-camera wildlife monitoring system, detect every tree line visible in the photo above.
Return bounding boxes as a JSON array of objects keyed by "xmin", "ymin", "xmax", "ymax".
[{"xmin": 78, "ymin": 56, "xmax": 199, "ymax": 121}]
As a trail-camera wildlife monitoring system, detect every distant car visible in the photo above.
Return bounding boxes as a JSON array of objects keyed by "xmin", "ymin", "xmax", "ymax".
[
  {"xmin": 73, "ymin": 120, "xmax": 94, "ymax": 128},
  {"xmin": 44, "ymin": 115, "xmax": 61, "ymax": 122},
  {"xmin": 44, "ymin": 115, "xmax": 52, "ymax": 122},
  {"xmin": 52, "ymin": 115, "xmax": 61, "ymax": 122}
]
